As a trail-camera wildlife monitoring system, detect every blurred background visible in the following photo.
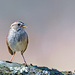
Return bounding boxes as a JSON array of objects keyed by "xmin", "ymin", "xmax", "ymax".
[{"xmin": 0, "ymin": 0, "xmax": 75, "ymax": 71}]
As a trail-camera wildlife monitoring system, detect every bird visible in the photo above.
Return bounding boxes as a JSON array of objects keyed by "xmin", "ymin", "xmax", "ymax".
[{"xmin": 6, "ymin": 21, "xmax": 28, "ymax": 65}]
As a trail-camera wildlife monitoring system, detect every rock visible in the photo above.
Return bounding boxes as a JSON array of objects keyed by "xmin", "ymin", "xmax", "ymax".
[
  {"xmin": 0, "ymin": 61, "xmax": 63, "ymax": 75},
  {"xmin": 61, "ymin": 71, "xmax": 73, "ymax": 75}
]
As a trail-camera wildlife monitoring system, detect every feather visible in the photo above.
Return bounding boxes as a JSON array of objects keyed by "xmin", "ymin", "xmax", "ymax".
[
  {"xmin": 6, "ymin": 35, "xmax": 14, "ymax": 55},
  {"xmin": 21, "ymin": 34, "xmax": 28, "ymax": 55}
]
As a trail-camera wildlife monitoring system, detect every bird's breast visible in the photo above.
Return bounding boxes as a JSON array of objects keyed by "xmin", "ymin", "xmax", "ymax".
[{"xmin": 7, "ymin": 29, "xmax": 27, "ymax": 51}]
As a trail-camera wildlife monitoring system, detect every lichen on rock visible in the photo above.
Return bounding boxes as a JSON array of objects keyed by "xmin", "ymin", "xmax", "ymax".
[{"xmin": 0, "ymin": 61, "xmax": 63, "ymax": 75}]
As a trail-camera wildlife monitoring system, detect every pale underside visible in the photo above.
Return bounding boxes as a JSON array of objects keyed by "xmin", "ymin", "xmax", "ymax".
[{"xmin": 7, "ymin": 28, "xmax": 28, "ymax": 53}]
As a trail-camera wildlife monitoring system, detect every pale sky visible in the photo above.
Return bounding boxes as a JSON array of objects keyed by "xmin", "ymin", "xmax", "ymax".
[{"xmin": 0, "ymin": 0, "xmax": 75, "ymax": 71}]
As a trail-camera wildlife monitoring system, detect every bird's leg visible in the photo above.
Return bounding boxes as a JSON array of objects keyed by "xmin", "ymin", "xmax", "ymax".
[
  {"xmin": 10, "ymin": 52, "xmax": 15, "ymax": 62},
  {"xmin": 22, "ymin": 54, "xmax": 27, "ymax": 65},
  {"xmin": 10, "ymin": 54, "xmax": 15, "ymax": 62}
]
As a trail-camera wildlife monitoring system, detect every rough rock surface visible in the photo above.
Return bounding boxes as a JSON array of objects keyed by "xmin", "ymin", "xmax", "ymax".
[{"xmin": 0, "ymin": 61, "xmax": 63, "ymax": 75}]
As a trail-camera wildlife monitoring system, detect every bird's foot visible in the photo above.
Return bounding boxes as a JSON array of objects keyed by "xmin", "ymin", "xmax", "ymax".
[{"xmin": 23, "ymin": 62, "xmax": 28, "ymax": 66}]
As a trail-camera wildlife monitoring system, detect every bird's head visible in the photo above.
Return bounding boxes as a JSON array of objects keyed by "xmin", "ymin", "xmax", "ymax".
[{"xmin": 10, "ymin": 21, "xmax": 27, "ymax": 30}]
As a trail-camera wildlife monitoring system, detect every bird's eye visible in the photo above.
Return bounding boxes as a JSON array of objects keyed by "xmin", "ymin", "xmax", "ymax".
[{"xmin": 18, "ymin": 24, "xmax": 20, "ymax": 26}]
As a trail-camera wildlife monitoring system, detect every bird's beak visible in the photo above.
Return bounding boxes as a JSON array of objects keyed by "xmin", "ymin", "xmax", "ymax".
[{"xmin": 21, "ymin": 24, "xmax": 27, "ymax": 28}]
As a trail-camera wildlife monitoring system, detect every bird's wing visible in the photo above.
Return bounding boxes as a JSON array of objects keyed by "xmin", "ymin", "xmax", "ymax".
[
  {"xmin": 21, "ymin": 34, "xmax": 28, "ymax": 55},
  {"xmin": 6, "ymin": 35, "xmax": 14, "ymax": 55}
]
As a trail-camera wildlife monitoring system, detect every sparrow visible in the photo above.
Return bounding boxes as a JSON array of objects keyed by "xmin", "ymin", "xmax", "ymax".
[{"xmin": 6, "ymin": 21, "xmax": 28, "ymax": 65}]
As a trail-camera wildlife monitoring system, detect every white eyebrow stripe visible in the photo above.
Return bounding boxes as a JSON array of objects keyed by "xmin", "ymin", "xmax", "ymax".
[
  {"xmin": 11, "ymin": 22, "xmax": 19, "ymax": 26},
  {"xmin": 10, "ymin": 22, "xmax": 25, "ymax": 28},
  {"xmin": 10, "ymin": 22, "xmax": 18, "ymax": 28}
]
